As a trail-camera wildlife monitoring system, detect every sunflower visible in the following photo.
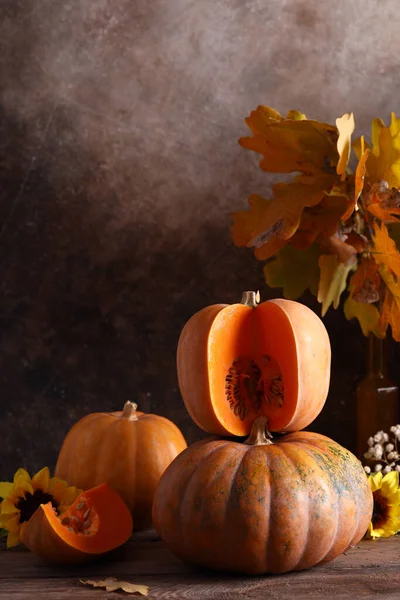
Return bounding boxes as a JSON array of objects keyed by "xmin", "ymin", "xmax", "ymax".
[
  {"xmin": 366, "ymin": 471, "xmax": 400, "ymax": 539},
  {"xmin": 0, "ymin": 467, "xmax": 82, "ymax": 548}
]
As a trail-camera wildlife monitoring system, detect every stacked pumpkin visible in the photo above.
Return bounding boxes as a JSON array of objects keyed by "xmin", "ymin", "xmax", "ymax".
[
  {"xmin": 21, "ymin": 291, "xmax": 372, "ymax": 572},
  {"xmin": 152, "ymin": 291, "xmax": 373, "ymax": 575}
]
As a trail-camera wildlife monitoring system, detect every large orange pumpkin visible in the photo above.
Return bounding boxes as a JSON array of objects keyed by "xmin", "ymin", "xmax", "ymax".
[
  {"xmin": 55, "ymin": 402, "xmax": 187, "ymax": 530},
  {"xmin": 152, "ymin": 417, "xmax": 373, "ymax": 575},
  {"xmin": 20, "ymin": 483, "xmax": 133, "ymax": 563},
  {"xmin": 177, "ymin": 292, "xmax": 331, "ymax": 436}
]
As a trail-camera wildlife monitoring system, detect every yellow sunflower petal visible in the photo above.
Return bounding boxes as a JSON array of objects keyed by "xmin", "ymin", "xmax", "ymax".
[
  {"xmin": 0, "ymin": 498, "xmax": 20, "ymax": 515},
  {"xmin": 6, "ymin": 530, "xmax": 21, "ymax": 548},
  {"xmin": 369, "ymin": 472, "xmax": 383, "ymax": 492},
  {"xmin": 32, "ymin": 467, "xmax": 50, "ymax": 492},
  {"xmin": 48, "ymin": 478, "xmax": 82, "ymax": 507},
  {"xmin": 380, "ymin": 471, "xmax": 399, "ymax": 498},
  {"xmin": 1, "ymin": 513, "xmax": 21, "ymax": 533},
  {"xmin": 13, "ymin": 468, "xmax": 31, "ymax": 484},
  {"xmin": 0, "ymin": 513, "xmax": 14, "ymax": 527},
  {"xmin": 0, "ymin": 482, "xmax": 13, "ymax": 499}
]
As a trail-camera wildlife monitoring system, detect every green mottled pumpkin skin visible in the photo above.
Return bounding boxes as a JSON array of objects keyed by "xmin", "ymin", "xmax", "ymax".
[{"xmin": 152, "ymin": 431, "xmax": 373, "ymax": 575}]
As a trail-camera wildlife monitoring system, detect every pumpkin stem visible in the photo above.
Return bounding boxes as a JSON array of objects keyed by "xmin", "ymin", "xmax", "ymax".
[
  {"xmin": 241, "ymin": 291, "xmax": 260, "ymax": 308},
  {"xmin": 122, "ymin": 401, "xmax": 139, "ymax": 420},
  {"xmin": 244, "ymin": 416, "xmax": 273, "ymax": 446}
]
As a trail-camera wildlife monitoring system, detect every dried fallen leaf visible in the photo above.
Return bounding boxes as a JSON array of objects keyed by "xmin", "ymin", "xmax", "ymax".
[{"xmin": 80, "ymin": 577, "xmax": 149, "ymax": 595}]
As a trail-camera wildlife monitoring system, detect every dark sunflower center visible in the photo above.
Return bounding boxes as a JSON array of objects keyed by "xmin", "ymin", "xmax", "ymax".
[
  {"xmin": 16, "ymin": 490, "xmax": 58, "ymax": 523},
  {"xmin": 372, "ymin": 490, "xmax": 389, "ymax": 529}
]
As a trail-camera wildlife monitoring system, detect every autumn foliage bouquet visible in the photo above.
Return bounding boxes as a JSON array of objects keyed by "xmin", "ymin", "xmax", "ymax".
[{"xmin": 232, "ymin": 106, "xmax": 400, "ymax": 340}]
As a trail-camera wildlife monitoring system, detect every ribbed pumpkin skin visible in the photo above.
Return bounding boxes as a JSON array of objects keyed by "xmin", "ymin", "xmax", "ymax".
[
  {"xmin": 55, "ymin": 405, "xmax": 187, "ymax": 530},
  {"xmin": 152, "ymin": 431, "xmax": 373, "ymax": 575}
]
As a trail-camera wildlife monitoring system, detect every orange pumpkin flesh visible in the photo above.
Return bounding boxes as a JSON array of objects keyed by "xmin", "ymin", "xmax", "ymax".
[
  {"xmin": 20, "ymin": 483, "xmax": 133, "ymax": 563},
  {"xmin": 55, "ymin": 402, "xmax": 187, "ymax": 530},
  {"xmin": 152, "ymin": 418, "xmax": 373, "ymax": 575},
  {"xmin": 177, "ymin": 293, "xmax": 331, "ymax": 436}
]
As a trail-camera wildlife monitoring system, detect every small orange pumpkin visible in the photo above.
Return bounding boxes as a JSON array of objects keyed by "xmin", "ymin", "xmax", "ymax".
[
  {"xmin": 55, "ymin": 402, "xmax": 187, "ymax": 530},
  {"xmin": 152, "ymin": 418, "xmax": 373, "ymax": 575},
  {"xmin": 177, "ymin": 292, "xmax": 331, "ymax": 436},
  {"xmin": 20, "ymin": 483, "xmax": 133, "ymax": 563}
]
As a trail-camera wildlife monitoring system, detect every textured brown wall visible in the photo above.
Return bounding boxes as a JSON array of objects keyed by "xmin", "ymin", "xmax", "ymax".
[{"xmin": 1, "ymin": 0, "xmax": 400, "ymax": 479}]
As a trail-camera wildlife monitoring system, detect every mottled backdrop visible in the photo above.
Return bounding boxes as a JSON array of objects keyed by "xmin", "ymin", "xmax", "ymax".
[{"xmin": 1, "ymin": 0, "xmax": 400, "ymax": 479}]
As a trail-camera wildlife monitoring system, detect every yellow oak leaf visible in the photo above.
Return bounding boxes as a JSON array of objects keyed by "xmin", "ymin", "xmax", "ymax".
[
  {"xmin": 239, "ymin": 106, "xmax": 338, "ymax": 174},
  {"xmin": 286, "ymin": 109, "xmax": 307, "ymax": 120},
  {"xmin": 264, "ymin": 243, "xmax": 320, "ymax": 299},
  {"xmin": 80, "ymin": 578, "xmax": 149, "ymax": 595},
  {"xmin": 318, "ymin": 254, "xmax": 356, "ymax": 316},
  {"xmin": 390, "ymin": 112, "xmax": 400, "ymax": 136},
  {"xmin": 366, "ymin": 117, "xmax": 400, "ymax": 188},
  {"xmin": 343, "ymin": 294, "xmax": 381, "ymax": 337},
  {"xmin": 371, "ymin": 221, "xmax": 400, "ymax": 279},
  {"xmin": 336, "ymin": 113, "xmax": 355, "ymax": 179}
]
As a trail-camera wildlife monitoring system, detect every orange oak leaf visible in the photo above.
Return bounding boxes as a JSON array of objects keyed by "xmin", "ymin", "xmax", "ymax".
[
  {"xmin": 336, "ymin": 113, "xmax": 355, "ymax": 179},
  {"xmin": 232, "ymin": 180, "xmax": 333, "ymax": 256},
  {"xmin": 348, "ymin": 258, "xmax": 380, "ymax": 303},
  {"xmin": 375, "ymin": 263, "xmax": 400, "ymax": 341},
  {"xmin": 366, "ymin": 181, "xmax": 400, "ymax": 222},
  {"xmin": 254, "ymin": 236, "xmax": 286, "ymax": 261},
  {"xmin": 239, "ymin": 106, "xmax": 338, "ymax": 174},
  {"xmin": 293, "ymin": 190, "xmax": 349, "ymax": 248},
  {"xmin": 231, "ymin": 195, "xmax": 286, "ymax": 260},
  {"xmin": 377, "ymin": 283, "xmax": 400, "ymax": 341},
  {"xmin": 342, "ymin": 136, "xmax": 370, "ymax": 221},
  {"xmin": 371, "ymin": 221, "xmax": 400, "ymax": 279}
]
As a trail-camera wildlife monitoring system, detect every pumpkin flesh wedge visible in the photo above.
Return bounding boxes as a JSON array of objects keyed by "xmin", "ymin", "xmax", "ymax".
[
  {"xmin": 177, "ymin": 296, "xmax": 331, "ymax": 436},
  {"xmin": 20, "ymin": 483, "xmax": 133, "ymax": 563}
]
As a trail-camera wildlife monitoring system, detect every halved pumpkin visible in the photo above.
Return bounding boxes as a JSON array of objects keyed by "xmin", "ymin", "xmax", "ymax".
[
  {"xmin": 20, "ymin": 483, "xmax": 133, "ymax": 563},
  {"xmin": 177, "ymin": 292, "xmax": 331, "ymax": 436}
]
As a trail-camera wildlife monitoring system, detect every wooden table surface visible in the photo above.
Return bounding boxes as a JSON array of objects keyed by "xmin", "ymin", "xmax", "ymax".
[{"xmin": 1, "ymin": 532, "xmax": 400, "ymax": 599}]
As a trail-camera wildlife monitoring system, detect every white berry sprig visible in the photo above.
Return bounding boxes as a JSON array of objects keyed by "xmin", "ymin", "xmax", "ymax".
[{"xmin": 363, "ymin": 426, "xmax": 400, "ymax": 474}]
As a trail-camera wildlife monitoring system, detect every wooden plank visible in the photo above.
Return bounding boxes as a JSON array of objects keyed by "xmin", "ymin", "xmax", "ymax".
[{"xmin": 1, "ymin": 535, "xmax": 400, "ymax": 599}]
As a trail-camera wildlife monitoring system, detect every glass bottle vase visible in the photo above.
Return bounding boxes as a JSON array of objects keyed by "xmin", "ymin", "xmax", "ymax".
[{"xmin": 356, "ymin": 334, "xmax": 399, "ymax": 460}]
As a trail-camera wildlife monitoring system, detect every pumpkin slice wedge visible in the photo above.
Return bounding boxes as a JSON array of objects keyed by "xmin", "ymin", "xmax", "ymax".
[
  {"xmin": 20, "ymin": 483, "xmax": 133, "ymax": 563},
  {"xmin": 177, "ymin": 292, "xmax": 331, "ymax": 436}
]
